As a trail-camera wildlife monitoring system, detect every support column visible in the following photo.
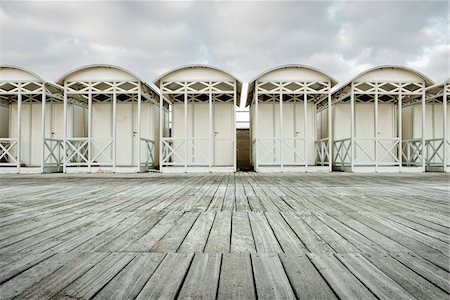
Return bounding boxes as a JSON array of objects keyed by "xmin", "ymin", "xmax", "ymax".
[
  {"xmin": 280, "ymin": 91, "xmax": 283, "ymax": 170},
  {"xmin": 233, "ymin": 82, "xmax": 237, "ymax": 172},
  {"xmin": 398, "ymin": 87, "xmax": 403, "ymax": 171},
  {"xmin": 209, "ymin": 87, "xmax": 213, "ymax": 170},
  {"xmin": 350, "ymin": 82, "xmax": 355, "ymax": 172},
  {"xmin": 41, "ymin": 84, "xmax": 46, "ymax": 173},
  {"xmin": 88, "ymin": 86, "xmax": 92, "ymax": 173},
  {"xmin": 328, "ymin": 87, "xmax": 332, "ymax": 172},
  {"xmin": 184, "ymin": 84, "xmax": 188, "ymax": 172},
  {"xmin": 421, "ymin": 84, "xmax": 426, "ymax": 172},
  {"xmin": 17, "ymin": 85, "xmax": 22, "ymax": 173},
  {"xmin": 255, "ymin": 87, "xmax": 259, "ymax": 172},
  {"xmin": 443, "ymin": 86, "xmax": 447, "ymax": 172},
  {"xmin": 63, "ymin": 83, "xmax": 67, "ymax": 173},
  {"xmin": 374, "ymin": 84, "xmax": 378, "ymax": 172},
  {"xmin": 136, "ymin": 84, "xmax": 142, "ymax": 173},
  {"xmin": 304, "ymin": 85, "xmax": 308, "ymax": 170},
  {"xmin": 113, "ymin": 83, "xmax": 117, "ymax": 172},
  {"xmin": 159, "ymin": 83, "xmax": 164, "ymax": 172}
]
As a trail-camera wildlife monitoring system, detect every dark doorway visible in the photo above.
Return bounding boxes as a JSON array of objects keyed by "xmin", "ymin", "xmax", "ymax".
[{"xmin": 237, "ymin": 129, "xmax": 252, "ymax": 171}]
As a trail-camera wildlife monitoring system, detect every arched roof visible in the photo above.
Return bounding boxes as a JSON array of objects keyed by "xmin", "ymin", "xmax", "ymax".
[
  {"xmin": 246, "ymin": 64, "xmax": 337, "ymax": 106},
  {"xmin": 153, "ymin": 64, "xmax": 242, "ymax": 92},
  {"xmin": 56, "ymin": 64, "xmax": 158, "ymax": 94},
  {"xmin": 332, "ymin": 65, "xmax": 434, "ymax": 94},
  {"xmin": 0, "ymin": 65, "xmax": 45, "ymax": 82}
]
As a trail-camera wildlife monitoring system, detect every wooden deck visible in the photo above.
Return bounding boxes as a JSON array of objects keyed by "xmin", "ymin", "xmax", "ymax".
[{"xmin": 0, "ymin": 172, "xmax": 449, "ymax": 299}]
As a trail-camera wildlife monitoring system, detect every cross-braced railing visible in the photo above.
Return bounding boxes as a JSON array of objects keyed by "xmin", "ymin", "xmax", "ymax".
[
  {"xmin": 402, "ymin": 138, "xmax": 423, "ymax": 166},
  {"xmin": 425, "ymin": 138, "xmax": 444, "ymax": 167},
  {"xmin": 0, "ymin": 138, "xmax": 18, "ymax": 166},
  {"xmin": 161, "ymin": 137, "xmax": 212, "ymax": 167},
  {"xmin": 315, "ymin": 138, "xmax": 330, "ymax": 166},
  {"xmin": 44, "ymin": 138, "xmax": 64, "ymax": 168},
  {"xmin": 65, "ymin": 138, "xmax": 113, "ymax": 166},
  {"xmin": 257, "ymin": 138, "xmax": 310, "ymax": 166},
  {"xmin": 354, "ymin": 138, "xmax": 400, "ymax": 166},
  {"xmin": 140, "ymin": 138, "xmax": 155, "ymax": 170},
  {"xmin": 333, "ymin": 138, "xmax": 351, "ymax": 168}
]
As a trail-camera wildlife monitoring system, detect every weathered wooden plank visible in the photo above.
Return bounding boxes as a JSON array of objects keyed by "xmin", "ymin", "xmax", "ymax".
[
  {"xmin": 93, "ymin": 253, "xmax": 165, "ymax": 300},
  {"xmin": 279, "ymin": 254, "xmax": 338, "ymax": 300},
  {"xmin": 248, "ymin": 212, "xmax": 282, "ymax": 253},
  {"xmin": 150, "ymin": 212, "xmax": 199, "ymax": 253},
  {"xmin": 0, "ymin": 252, "xmax": 79, "ymax": 300},
  {"xmin": 231, "ymin": 211, "xmax": 256, "ymax": 253},
  {"xmin": 308, "ymin": 253, "xmax": 377, "ymax": 299},
  {"xmin": 178, "ymin": 253, "xmax": 221, "ymax": 299},
  {"xmin": 16, "ymin": 252, "xmax": 108, "ymax": 300},
  {"xmin": 282, "ymin": 212, "xmax": 334, "ymax": 253},
  {"xmin": 265, "ymin": 212, "xmax": 308, "ymax": 254},
  {"xmin": 217, "ymin": 253, "xmax": 256, "ymax": 300},
  {"xmin": 53, "ymin": 252, "xmax": 136, "ymax": 300},
  {"xmin": 135, "ymin": 253, "xmax": 193, "ymax": 299},
  {"xmin": 336, "ymin": 253, "xmax": 415, "ymax": 300},
  {"xmin": 362, "ymin": 253, "xmax": 449, "ymax": 299},
  {"xmin": 205, "ymin": 211, "xmax": 231, "ymax": 253},
  {"xmin": 251, "ymin": 253, "xmax": 296, "ymax": 299},
  {"xmin": 178, "ymin": 212, "xmax": 216, "ymax": 253}
]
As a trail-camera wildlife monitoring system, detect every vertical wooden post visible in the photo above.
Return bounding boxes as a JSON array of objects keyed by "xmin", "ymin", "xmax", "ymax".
[
  {"xmin": 209, "ymin": 86, "xmax": 213, "ymax": 170},
  {"xmin": 421, "ymin": 83, "xmax": 426, "ymax": 172},
  {"xmin": 398, "ymin": 85, "xmax": 402, "ymax": 171},
  {"xmin": 304, "ymin": 83, "xmax": 308, "ymax": 170},
  {"xmin": 233, "ymin": 82, "xmax": 237, "ymax": 172},
  {"xmin": 17, "ymin": 84, "xmax": 22, "ymax": 173},
  {"xmin": 374, "ymin": 83, "xmax": 378, "ymax": 172},
  {"xmin": 184, "ymin": 83, "xmax": 188, "ymax": 172},
  {"xmin": 280, "ymin": 91, "xmax": 283, "ymax": 170},
  {"xmin": 112, "ymin": 83, "xmax": 117, "ymax": 172},
  {"xmin": 137, "ymin": 83, "xmax": 142, "ymax": 173},
  {"xmin": 328, "ymin": 86, "xmax": 332, "ymax": 172},
  {"xmin": 41, "ymin": 83, "xmax": 46, "ymax": 173},
  {"xmin": 63, "ymin": 82, "xmax": 67, "ymax": 173},
  {"xmin": 88, "ymin": 85, "xmax": 92, "ymax": 173},
  {"xmin": 255, "ymin": 87, "xmax": 259, "ymax": 172},
  {"xmin": 350, "ymin": 82, "xmax": 355, "ymax": 172},
  {"xmin": 159, "ymin": 82, "xmax": 164, "ymax": 172}
]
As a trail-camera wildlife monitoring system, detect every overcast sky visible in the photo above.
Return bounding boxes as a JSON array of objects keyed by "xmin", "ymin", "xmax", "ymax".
[{"xmin": 0, "ymin": 0, "xmax": 448, "ymax": 86}]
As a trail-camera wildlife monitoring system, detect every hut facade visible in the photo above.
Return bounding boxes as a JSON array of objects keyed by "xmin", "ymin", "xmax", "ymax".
[
  {"xmin": 155, "ymin": 65, "xmax": 241, "ymax": 172},
  {"xmin": 0, "ymin": 65, "xmax": 64, "ymax": 173},
  {"xmin": 424, "ymin": 79, "xmax": 450, "ymax": 172},
  {"xmin": 57, "ymin": 64, "xmax": 160, "ymax": 173},
  {"xmin": 331, "ymin": 66, "xmax": 433, "ymax": 172},
  {"xmin": 246, "ymin": 65, "xmax": 337, "ymax": 172}
]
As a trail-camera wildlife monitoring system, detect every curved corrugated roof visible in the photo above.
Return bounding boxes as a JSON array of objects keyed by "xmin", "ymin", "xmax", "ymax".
[
  {"xmin": 246, "ymin": 64, "xmax": 337, "ymax": 106},
  {"xmin": 153, "ymin": 64, "xmax": 242, "ymax": 92},
  {"xmin": 56, "ymin": 64, "xmax": 158, "ymax": 94},
  {"xmin": 332, "ymin": 65, "xmax": 434, "ymax": 95}
]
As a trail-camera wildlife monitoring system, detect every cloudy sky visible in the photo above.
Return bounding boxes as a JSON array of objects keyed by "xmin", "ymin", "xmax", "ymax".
[{"xmin": 0, "ymin": 0, "xmax": 448, "ymax": 86}]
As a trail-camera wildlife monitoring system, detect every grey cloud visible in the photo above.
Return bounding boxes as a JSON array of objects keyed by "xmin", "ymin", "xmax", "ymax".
[{"xmin": 0, "ymin": 0, "xmax": 447, "ymax": 84}]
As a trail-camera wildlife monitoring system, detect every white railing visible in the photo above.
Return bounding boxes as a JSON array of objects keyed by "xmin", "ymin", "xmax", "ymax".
[
  {"xmin": 402, "ymin": 138, "xmax": 423, "ymax": 166},
  {"xmin": 140, "ymin": 137, "xmax": 155, "ymax": 170},
  {"xmin": 44, "ymin": 138, "xmax": 64, "ymax": 168},
  {"xmin": 354, "ymin": 138, "xmax": 400, "ymax": 166},
  {"xmin": 425, "ymin": 138, "xmax": 444, "ymax": 167},
  {"xmin": 161, "ymin": 137, "xmax": 212, "ymax": 167},
  {"xmin": 257, "ymin": 138, "xmax": 311, "ymax": 166},
  {"xmin": 315, "ymin": 138, "xmax": 330, "ymax": 166},
  {"xmin": 333, "ymin": 138, "xmax": 351, "ymax": 168},
  {"xmin": 0, "ymin": 138, "xmax": 18, "ymax": 166},
  {"xmin": 65, "ymin": 138, "xmax": 113, "ymax": 166}
]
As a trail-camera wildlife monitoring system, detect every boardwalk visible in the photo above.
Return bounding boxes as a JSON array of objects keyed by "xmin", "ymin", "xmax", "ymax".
[{"xmin": 0, "ymin": 172, "xmax": 449, "ymax": 299}]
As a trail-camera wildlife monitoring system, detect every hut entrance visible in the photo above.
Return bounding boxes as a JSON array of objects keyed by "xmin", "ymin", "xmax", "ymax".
[{"xmin": 237, "ymin": 129, "xmax": 251, "ymax": 171}]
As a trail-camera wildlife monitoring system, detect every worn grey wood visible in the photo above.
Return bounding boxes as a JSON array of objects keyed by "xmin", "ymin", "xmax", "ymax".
[
  {"xmin": 251, "ymin": 253, "xmax": 296, "ymax": 299},
  {"xmin": 362, "ymin": 253, "xmax": 449, "ymax": 299},
  {"xmin": 0, "ymin": 173, "xmax": 449, "ymax": 299},
  {"xmin": 93, "ymin": 253, "xmax": 165, "ymax": 300},
  {"xmin": 279, "ymin": 254, "xmax": 338, "ymax": 300},
  {"xmin": 135, "ymin": 253, "xmax": 193, "ymax": 299},
  {"xmin": 178, "ymin": 253, "xmax": 221, "ymax": 299},
  {"xmin": 217, "ymin": 253, "xmax": 256, "ymax": 300},
  {"xmin": 336, "ymin": 253, "xmax": 415, "ymax": 300},
  {"xmin": 308, "ymin": 253, "xmax": 377, "ymax": 299}
]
